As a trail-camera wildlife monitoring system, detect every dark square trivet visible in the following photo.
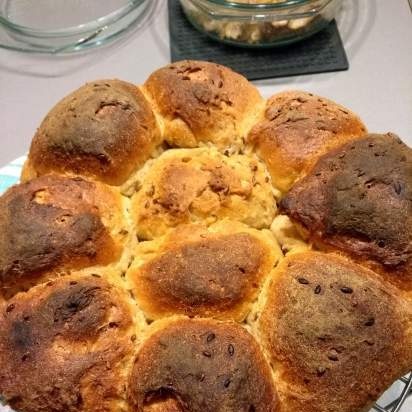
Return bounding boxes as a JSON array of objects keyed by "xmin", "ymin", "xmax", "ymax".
[{"xmin": 168, "ymin": 0, "xmax": 349, "ymax": 80}]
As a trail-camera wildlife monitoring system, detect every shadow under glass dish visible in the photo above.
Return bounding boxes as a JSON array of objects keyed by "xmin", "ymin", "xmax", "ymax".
[
  {"xmin": 0, "ymin": 0, "xmax": 153, "ymax": 53},
  {"xmin": 179, "ymin": 0, "xmax": 342, "ymax": 47}
]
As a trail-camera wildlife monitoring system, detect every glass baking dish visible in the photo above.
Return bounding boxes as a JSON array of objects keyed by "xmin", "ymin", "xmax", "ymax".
[
  {"xmin": 179, "ymin": 0, "xmax": 342, "ymax": 47},
  {"xmin": 0, "ymin": 0, "xmax": 154, "ymax": 53}
]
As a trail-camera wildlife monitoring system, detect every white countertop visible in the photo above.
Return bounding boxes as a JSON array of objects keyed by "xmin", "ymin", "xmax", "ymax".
[{"xmin": 0, "ymin": 1, "xmax": 411, "ymax": 411}]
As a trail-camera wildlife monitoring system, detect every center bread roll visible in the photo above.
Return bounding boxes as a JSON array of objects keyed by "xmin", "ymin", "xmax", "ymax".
[
  {"xmin": 130, "ymin": 147, "xmax": 277, "ymax": 240},
  {"xmin": 127, "ymin": 220, "xmax": 282, "ymax": 321}
]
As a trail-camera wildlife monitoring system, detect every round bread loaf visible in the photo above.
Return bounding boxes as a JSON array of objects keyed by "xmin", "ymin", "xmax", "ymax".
[
  {"xmin": 0, "ymin": 61, "xmax": 410, "ymax": 412},
  {"xmin": 128, "ymin": 317, "xmax": 279, "ymax": 412},
  {"xmin": 248, "ymin": 91, "xmax": 367, "ymax": 192},
  {"xmin": 257, "ymin": 251, "xmax": 412, "ymax": 412},
  {"xmin": 22, "ymin": 79, "xmax": 162, "ymax": 186},
  {"xmin": 127, "ymin": 220, "xmax": 281, "ymax": 321},
  {"xmin": 131, "ymin": 147, "xmax": 276, "ymax": 239},
  {"xmin": 0, "ymin": 175, "xmax": 128, "ymax": 299},
  {"xmin": 280, "ymin": 133, "xmax": 412, "ymax": 290},
  {"xmin": 0, "ymin": 274, "xmax": 138, "ymax": 412},
  {"xmin": 144, "ymin": 60, "xmax": 264, "ymax": 152}
]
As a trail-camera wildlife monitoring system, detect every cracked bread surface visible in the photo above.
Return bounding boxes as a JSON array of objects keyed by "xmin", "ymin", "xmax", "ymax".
[{"xmin": 131, "ymin": 147, "xmax": 276, "ymax": 239}]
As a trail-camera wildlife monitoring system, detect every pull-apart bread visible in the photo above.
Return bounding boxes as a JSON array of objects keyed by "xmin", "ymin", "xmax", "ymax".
[{"xmin": 0, "ymin": 60, "xmax": 411, "ymax": 412}]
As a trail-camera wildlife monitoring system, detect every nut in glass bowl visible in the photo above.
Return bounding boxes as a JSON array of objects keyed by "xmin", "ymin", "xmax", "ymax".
[{"xmin": 179, "ymin": 0, "xmax": 342, "ymax": 47}]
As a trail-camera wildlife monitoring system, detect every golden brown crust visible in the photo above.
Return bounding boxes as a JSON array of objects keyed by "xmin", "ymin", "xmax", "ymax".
[
  {"xmin": 131, "ymin": 148, "xmax": 276, "ymax": 239},
  {"xmin": 144, "ymin": 60, "xmax": 264, "ymax": 151},
  {"xmin": 0, "ymin": 274, "xmax": 136, "ymax": 412},
  {"xmin": 258, "ymin": 251, "xmax": 412, "ymax": 412},
  {"xmin": 248, "ymin": 91, "xmax": 367, "ymax": 192},
  {"xmin": 1, "ymin": 63, "xmax": 411, "ymax": 412},
  {"xmin": 0, "ymin": 175, "xmax": 126, "ymax": 298},
  {"xmin": 24, "ymin": 80, "xmax": 162, "ymax": 185},
  {"xmin": 128, "ymin": 221, "xmax": 281, "ymax": 320},
  {"xmin": 128, "ymin": 318, "xmax": 279, "ymax": 412},
  {"xmin": 280, "ymin": 133, "xmax": 412, "ymax": 289}
]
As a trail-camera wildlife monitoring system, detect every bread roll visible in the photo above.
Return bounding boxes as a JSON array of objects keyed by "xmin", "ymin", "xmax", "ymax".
[
  {"xmin": 127, "ymin": 220, "xmax": 282, "ymax": 321},
  {"xmin": 144, "ymin": 60, "xmax": 264, "ymax": 152},
  {"xmin": 22, "ymin": 80, "xmax": 162, "ymax": 186},
  {"xmin": 0, "ymin": 175, "xmax": 128, "ymax": 298},
  {"xmin": 128, "ymin": 317, "xmax": 279, "ymax": 412},
  {"xmin": 281, "ymin": 133, "xmax": 412, "ymax": 290},
  {"xmin": 257, "ymin": 251, "xmax": 412, "ymax": 412},
  {"xmin": 0, "ymin": 61, "xmax": 410, "ymax": 412},
  {"xmin": 248, "ymin": 91, "xmax": 366, "ymax": 192},
  {"xmin": 131, "ymin": 147, "xmax": 276, "ymax": 239},
  {"xmin": 0, "ymin": 274, "xmax": 138, "ymax": 412}
]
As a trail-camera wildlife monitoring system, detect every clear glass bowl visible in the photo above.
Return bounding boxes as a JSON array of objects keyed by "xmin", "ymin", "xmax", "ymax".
[
  {"xmin": 179, "ymin": 0, "xmax": 342, "ymax": 48},
  {"xmin": 0, "ymin": 0, "xmax": 153, "ymax": 53}
]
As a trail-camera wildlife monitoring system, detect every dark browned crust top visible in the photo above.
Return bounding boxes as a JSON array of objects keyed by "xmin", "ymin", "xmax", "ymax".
[
  {"xmin": 28, "ymin": 80, "xmax": 161, "ymax": 185},
  {"xmin": 135, "ymin": 233, "xmax": 265, "ymax": 317},
  {"xmin": 0, "ymin": 275, "xmax": 134, "ymax": 412},
  {"xmin": 248, "ymin": 91, "xmax": 366, "ymax": 191},
  {"xmin": 0, "ymin": 175, "xmax": 119, "ymax": 298},
  {"xmin": 281, "ymin": 133, "xmax": 412, "ymax": 288},
  {"xmin": 259, "ymin": 252, "xmax": 412, "ymax": 412},
  {"xmin": 128, "ymin": 318, "xmax": 278, "ymax": 412},
  {"xmin": 144, "ymin": 60, "xmax": 261, "ymax": 145}
]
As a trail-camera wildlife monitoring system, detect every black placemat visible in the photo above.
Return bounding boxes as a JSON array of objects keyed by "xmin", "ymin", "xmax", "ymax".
[{"xmin": 168, "ymin": 0, "xmax": 349, "ymax": 80}]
